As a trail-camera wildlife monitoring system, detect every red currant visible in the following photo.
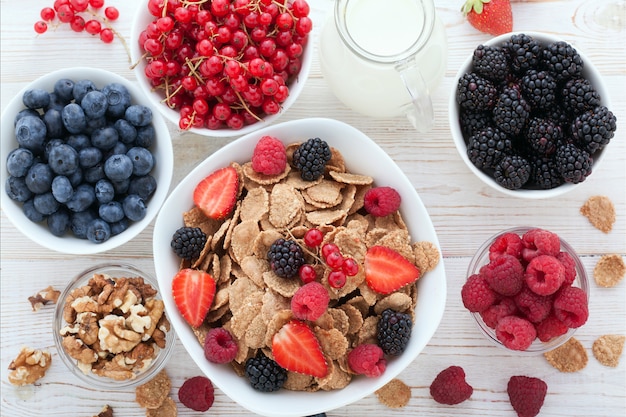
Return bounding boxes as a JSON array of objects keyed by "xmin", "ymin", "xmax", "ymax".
[
  {"xmin": 226, "ymin": 113, "xmax": 245, "ymax": 129},
  {"xmin": 104, "ymin": 6, "xmax": 120, "ymax": 21},
  {"xmin": 325, "ymin": 251, "xmax": 344, "ymax": 270},
  {"xmin": 57, "ymin": 4, "xmax": 75, "ymax": 23},
  {"xmin": 40, "ymin": 7, "xmax": 56, "ymax": 21},
  {"xmin": 89, "ymin": 0, "xmax": 105, "ymax": 8},
  {"xmin": 70, "ymin": 15, "xmax": 86, "ymax": 32},
  {"xmin": 328, "ymin": 271, "xmax": 347, "ymax": 289},
  {"xmin": 342, "ymin": 258, "xmax": 359, "ymax": 276},
  {"xmin": 85, "ymin": 19, "xmax": 102, "ymax": 35},
  {"xmin": 304, "ymin": 228, "xmax": 323, "ymax": 248},
  {"xmin": 322, "ymin": 243, "xmax": 340, "ymax": 260},
  {"xmin": 100, "ymin": 28, "xmax": 114, "ymax": 43},
  {"xmin": 210, "ymin": 0, "xmax": 230, "ymax": 17},
  {"xmin": 291, "ymin": 0, "xmax": 310, "ymax": 17},
  {"xmin": 70, "ymin": 0, "xmax": 89, "ymax": 12},
  {"xmin": 34, "ymin": 21, "xmax": 48, "ymax": 34},
  {"xmin": 213, "ymin": 102, "xmax": 232, "ymax": 121},
  {"xmin": 295, "ymin": 16, "xmax": 313, "ymax": 36},
  {"xmin": 299, "ymin": 264, "xmax": 317, "ymax": 284}
]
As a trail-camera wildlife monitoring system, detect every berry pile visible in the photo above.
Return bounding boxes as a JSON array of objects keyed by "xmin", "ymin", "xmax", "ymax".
[
  {"xmin": 461, "ymin": 228, "xmax": 589, "ymax": 351},
  {"xmin": 456, "ymin": 33, "xmax": 617, "ymax": 190},
  {"xmin": 136, "ymin": 0, "xmax": 312, "ymax": 131},
  {"xmin": 34, "ymin": 0, "xmax": 120, "ymax": 44}
]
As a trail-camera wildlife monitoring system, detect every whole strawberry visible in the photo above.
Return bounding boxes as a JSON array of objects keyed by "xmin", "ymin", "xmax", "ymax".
[
  {"xmin": 507, "ymin": 375, "xmax": 548, "ymax": 417},
  {"xmin": 429, "ymin": 365, "xmax": 473, "ymax": 405},
  {"xmin": 462, "ymin": 0, "xmax": 513, "ymax": 36}
]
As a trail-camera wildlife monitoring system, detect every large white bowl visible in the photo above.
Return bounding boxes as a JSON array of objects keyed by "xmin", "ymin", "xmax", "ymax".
[
  {"xmin": 449, "ymin": 31, "xmax": 612, "ymax": 199},
  {"xmin": 0, "ymin": 67, "xmax": 173, "ymax": 254},
  {"xmin": 130, "ymin": 0, "xmax": 314, "ymax": 138},
  {"xmin": 153, "ymin": 117, "xmax": 447, "ymax": 416}
]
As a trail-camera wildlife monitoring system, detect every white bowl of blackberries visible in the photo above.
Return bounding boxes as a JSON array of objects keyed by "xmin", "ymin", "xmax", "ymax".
[
  {"xmin": 450, "ymin": 32, "xmax": 617, "ymax": 198},
  {"xmin": 1, "ymin": 67, "xmax": 174, "ymax": 254}
]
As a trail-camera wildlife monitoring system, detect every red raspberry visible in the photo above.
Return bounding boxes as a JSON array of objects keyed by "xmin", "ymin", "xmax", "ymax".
[
  {"xmin": 178, "ymin": 376, "xmax": 215, "ymax": 412},
  {"xmin": 204, "ymin": 327, "xmax": 238, "ymax": 364},
  {"xmin": 489, "ymin": 231, "xmax": 523, "ymax": 261},
  {"xmin": 429, "ymin": 365, "xmax": 473, "ymax": 405},
  {"xmin": 556, "ymin": 251, "xmax": 577, "ymax": 286},
  {"xmin": 507, "ymin": 375, "xmax": 547, "ymax": 417},
  {"xmin": 481, "ymin": 254, "xmax": 524, "ymax": 296},
  {"xmin": 347, "ymin": 344, "xmax": 386, "ymax": 377},
  {"xmin": 514, "ymin": 286, "xmax": 552, "ymax": 323},
  {"xmin": 521, "ymin": 228, "xmax": 560, "ymax": 263},
  {"xmin": 495, "ymin": 316, "xmax": 537, "ymax": 351},
  {"xmin": 524, "ymin": 255, "xmax": 565, "ymax": 296},
  {"xmin": 251, "ymin": 135, "xmax": 287, "ymax": 175},
  {"xmin": 290, "ymin": 281, "xmax": 330, "ymax": 321},
  {"xmin": 535, "ymin": 312, "xmax": 569, "ymax": 342},
  {"xmin": 461, "ymin": 273, "xmax": 498, "ymax": 312},
  {"xmin": 553, "ymin": 286, "xmax": 589, "ymax": 328},
  {"xmin": 480, "ymin": 297, "xmax": 517, "ymax": 328},
  {"xmin": 363, "ymin": 186, "xmax": 401, "ymax": 217}
]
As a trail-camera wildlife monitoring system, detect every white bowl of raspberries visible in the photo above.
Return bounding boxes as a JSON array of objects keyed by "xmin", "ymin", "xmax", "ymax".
[
  {"xmin": 449, "ymin": 32, "xmax": 617, "ymax": 198},
  {"xmin": 1, "ymin": 67, "xmax": 173, "ymax": 254},
  {"xmin": 130, "ymin": 0, "xmax": 314, "ymax": 137},
  {"xmin": 462, "ymin": 227, "xmax": 589, "ymax": 354}
]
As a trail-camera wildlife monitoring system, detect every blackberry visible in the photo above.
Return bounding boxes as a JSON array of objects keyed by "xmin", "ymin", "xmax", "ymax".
[
  {"xmin": 467, "ymin": 126, "xmax": 512, "ymax": 169},
  {"xmin": 541, "ymin": 104, "xmax": 572, "ymax": 132},
  {"xmin": 267, "ymin": 238, "xmax": 305, "ymax": 278},
  {"xmin": 502, "ymin": 33, "xmax": 542, "ymax": 74},
  {"xmin": 571, "ymin": 106, "xmax": 617, "ymax": 153},
  {"xmin": 245, "ymin": 353, "xmax": 287, "ymax": 392},
  {"xmin": 525, "ymin": 117, "xmax": 562, "ymax": 156},
  {"xmin": 492, "ymin": 87, "xmax": 531, "ymax": 136},
  {"xmin": 377, "ymin": 309, "xmax": 412, "ymax": 356},
  {"xmin": 520, "ymin": 70, "xmax": 557, "ymax": 109},
  {"xmin": 456, "ymin": 72, "xmax": 498, "ymax": 112},
  {"xmin": 561, "ymin": 78, "xmax": 601, "ymax": 115},
  {"xmin": 459, "ymin": 110, "xmax": 491, "ymax": 137},
  {"xmin": 494, "ymin": 154, "xmax": 531, "ymax": 190},
  {"xmin": 171, "ymin": 226, "xmax": 207, "ymax": 260},
  {"xmin": 472, "ymin": 44, "xmax": 509, "ymax": 82},
  {"xmin": 555, "ymin": 143, "xmax": 593, "ymax": 184},
  {"xmin": 292, "ymin": 137, "xmax": 332, "ymax": 181},
  {"xmin": 541, "ymin": 41, "xmax": 584, "ymax": 81},
  {"xmin": 530, "ymin": 156, "xmax": 564, "ymax": 190}
]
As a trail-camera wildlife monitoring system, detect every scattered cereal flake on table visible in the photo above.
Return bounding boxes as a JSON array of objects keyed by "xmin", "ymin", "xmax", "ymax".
[
  {"xmin": 7, "ymin": 346, "xmax": 52, "ymax": 386},
  {"xmin": 93, "ymin": 405, "xmax": 113, "ymax": 417},
  {"xmin": 375, "ymin": 378, "xmax": 412, "ymax": 408},
  {"xmin": 580, "ymin": 195, "xmax": 616, "ymax": 233},
  {"xmin": 28, "ymin": 285, "xmax": 61, "ymax": 311},
  {"xmin": 146, "ymin": 396, "xmax": 177, "ymax": 417},
  {"xmin": 544, "ymin": 337, "xmax": 588, "ymax": 372},
  {"xmin": 593, "ymin": 254, "xmax": 626, "ymax": 288},
  {"xmin": 592, "ymin": 335, "xmax": 625, "ymax": 367},
  {"xmin": 135, "ymin": 369, "xmax": 172, "ymax": 409}
]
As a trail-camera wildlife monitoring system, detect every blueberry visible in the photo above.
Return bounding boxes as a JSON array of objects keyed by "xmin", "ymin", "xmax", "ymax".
[
  {"xmin": 48, "ymin": 143, "xmax": 79, "ymax": 175},
  {"xmin": 102, "ymin": 83, "xmax": 131, "ymax": 118},
  {"xmin": 43, "ymin": 108, "xmax": 66, "ymax": 138},
  {"xmin": 33, "ymin": 192, "xmax": 60, "ymax": 215},
  {"xmin": 135, "ymin": 125, "xmax": 155, "ymax": 148},
  {"xmin": 126, "ymin": 147, "xmax": 154, "ymax": 176},
  {"xmin": 113, "ymin": 119, "xmax": 137, "ymax": 144},
  {"xmin": 111, "ymin": 178, "xmax": 130, "ymax": 195},
  {"xmin": 109, "ymin": 141, "xmax": 128, "ymax": 156},
  {"xmin": 70, "ymin": 209, "xmax": 96, "ymax": 239},
  {"xmin": 44, "ymin": 138, "xmax": 64, "ymax": 161},
  {"xmin": 72, "ymin": 79, "xmax": 97, "ymax": 103},
  {"xmin": 25, "ymin": 162, "xmax": 53, "ymax": 194},
  {"xmin": 23, "ymin": 88, "xmax": 51, "ymax": 110},
  {"xmin": 125, "ymin": 104, "xmax": 153, "ymax": 127},
  {"xmin": 81, "ymin": 90, "xmax": 108, "ymax": 119},
  {"xmin": 23, "ymin": 198, "xmax": 46, "ymax": 223},
  {"xmin": 98, "ymin": 201, "xmax": 125, "ymax": 223},
  {"xmin": 66, "ymin": 183, "xmax": 96, "ymax": 212},
  {"xmin": 47, "ymin": 92, "xmax": 68, "ymax": 112},
  {"xmin": 86, "ymin": 218, "xmax": 111, "ymax": 243},
  {"xmin": 91, "ymin": 126, "xmax": 119, "ymax": 150},
  {"xmin": 104, "ymin": 154, "xmax": 133, "ymax": 181},
  {"xmin": 62, "ymin": 103, "xmax": 87, "ymax": 134},
  {"xmin": 51, "ymin": 175, "xmax": 74, "ymax": 203},
  {"xmin": 67, "ymin": 134, "xmax": 91, "ymax": 151},
  {"xmin": 123, "ymin": 194, "xmax": 147, "ymax": 221},
  {"xmin": 94, "ymin": 179, "xmax": 115, "ymax": 203},
  {"xmin": 15, "ymin": 116, "xmax": 47, "ymax": 153},
  {"xmin": 5, "ymin": 176, "xmax": 33, "ymax": 202},
  {"xmin": 109, "ymin": 217, "xmax": 129, "ymax": 236},
  {"xmin": 68, "ymin": 167, "xmax": 84, "ymax": 187},
  {"xmin": 128, "ymin": 175, "xmax": 157, "ymax": 200},
  {"xmin": 54, "ymin": 78, "xmax": 75, "ymax": 102},
  {"xmin": 14, "ymin": 109, "xmax": 41, "ymax": 126},
  {"xmin": 6, "ymin": 148, "xmax": 34, "ymax": 177},
  {"xmin": 83, "ymin": 164, "xmax": 105, "ymax": 183},
  {"xmin": 47, "ymin": 207, "xmax": 71, "ymax": 236},
  {"xmin": 84, "ymin": 116, "xmax": 108, "ymax": 135},
  {"xmin": 79, "ymin": 146, "xmax": 103, "ymax": 168}
]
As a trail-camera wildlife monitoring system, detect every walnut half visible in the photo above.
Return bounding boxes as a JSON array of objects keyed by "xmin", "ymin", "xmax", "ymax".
[{"xmin": 7, "ymin": 346, "xmax": 52, "ymax": 386}]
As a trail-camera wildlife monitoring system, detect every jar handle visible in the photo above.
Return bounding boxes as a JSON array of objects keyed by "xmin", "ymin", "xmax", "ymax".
[{"xmin": 396, "ymin": 59, "xmax": 434, "ymax": 132}]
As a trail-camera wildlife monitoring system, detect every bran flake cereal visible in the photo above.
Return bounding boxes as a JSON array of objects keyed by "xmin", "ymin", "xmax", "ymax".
[
  {"xmin": 135, "ymin": 369, "xmax": 172, "ymax": 409},
  {"xmin": 375, "ymin": 378, "xmax": 412, "ymax": 408},
  {"xmin": 580, "ymin": 195, "xmax": 616, "ymax": 233},
  {"xmin": 544, "ymin": 337, "xmax": 588, "ymax": 372},
  {"xmin": 592, "ymin": 335, "xmax": 625, "ymax": 367},
  {"xmin": 593, "ymin": 254, "xmax": 626, "ymax": 288}
]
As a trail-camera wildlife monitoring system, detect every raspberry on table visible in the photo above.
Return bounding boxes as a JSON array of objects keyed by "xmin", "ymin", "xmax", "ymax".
[
  {"xmin": 429, "ymin": 365, "xmax": 473, "ymax": 405},
  {"xmin": 377, "ymin": 309, "xmax": 412, "ymax": 356},
  {"xmin": 535, "ymin": 313, "xmax": 569, "ymax": 342},
  {"xmin": 171, "ymin": 226, "xmax": 207, "ymax": 260},
  {"xmin": 481, "ymin": 254, "xmax": 525, "ymax": 296},
  {"xmin": 507, "ymin": 375, "xmax": 548, "ymax": 417},
  {"xmin": 291, "ymin": 282, "xmax": 330, "ymax": 321},
  {"xmin": 496, "ymin": 315, "xmax": 537, "ymax": 350},
  {"xmin": 347, "ymin": 344, "xmax": 386, "ymax": 378},
  {"xmin": 514, "ymin": 286, "xmax": 552, "ymax": 323},
  {"xmin": 363, "ymin": 186, "xmax": 402, "ymax": 217},
  {"xmin": 524, "ymin": 255, "xmax": 565, "ymax": 296},
  {"xmin": 461, "ymin": 273, "xmax": 498, "ymax": 313},
  {"xmin": 204, "ymin": 327, "xmax": 238, "ymax": 364},
  {"xmin": 251, "ymin": 135, "xmax": 287, "ymax": 175},
  {"xmin": 553, "ymin": 286, "xmax": 589, "ymax": 328},
  {"xmin": 480, "ymin": 297, "xmax": 518, "ymax": 329},
  {"xmin": 178, "ymin": 376, "xmax": 215, "ymax": 412}
]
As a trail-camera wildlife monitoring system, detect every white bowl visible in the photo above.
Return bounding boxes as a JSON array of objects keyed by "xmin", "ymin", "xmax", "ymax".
[
  {"xmin": 449, "ymin": 31, "xmax": 612, "ymax": 199},
  {"xmin": 0, "ymin": 67, "xmax": 173, "ymax": 254},
  {"xmin": 153, "ymin": 117, "xmax": 447, "ymax": 416},
  {"xmin": 130, "ymin": 0, "xmax": 313, "ymax": 138}
]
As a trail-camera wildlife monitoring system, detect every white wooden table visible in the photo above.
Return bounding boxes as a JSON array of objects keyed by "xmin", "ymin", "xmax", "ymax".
[{"xmin": 2, "ymin": 0, "xmax": 625, "ymax": 416}]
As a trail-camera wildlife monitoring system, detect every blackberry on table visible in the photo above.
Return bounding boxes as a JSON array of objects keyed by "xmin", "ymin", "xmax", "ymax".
[
  {"xmin": 571, "ymin": 105, "xmax": 617, "ymax": 153},
  {"xmin": 525, "ymin": 117, "xmax": 562, "ymax": 156},
  {"xmin": 492, "ymin": 87, "xmax": 531, "ymax": 136},
  {"xmin": 503, "ymin": 33, "xmax": 542, "ymax": 74},
  {"xmin": 456, "ymin": 72, "xmax": 498, "ymax": 112},
  {"xmin": 292, "ymin": 137, "xmax": 332, "ymax": 181},
  {"xmin": 494, "ymin": 154, "xmax": 531, "ymax": 190},
  {"xmin": 245, "ymin": 353, "xmax": 287, "ymax": 392},
  {"xmin": 541, "ymin": 41, "xmax": 584, "ymax": 81},
  {"xmin": 467, "ymin": 126, "xmax": 512, "ymax": 169},
  {"xmin": 460, "ymin": 110, "xmax": 492, "ymax": 137},
  {"xmin": 171, "ymin": 226, "xmax": 207, "ymax": 260},
  {"xmin": 555, "ymin": 143, "xmax": 593, "ymax": 184},
  {"xmin": 561, "ymin": 78, "xmax": 601, "ymax": 115},
  {"xmin": 267, "ymin": 238, "xmax": 306, "ymax": 279},
  {"xmin": 530, "ymin": 156, "xmax": 564, "ymax": 190},
  {"xmin": 472, "ymin": 44, "xmax": 509, "ymax": 82},
  {"xmin": 521, "ymin": 70, "xmax": 557, "ymax": 109},
  {"xmin": 377, "ymin": 308, "xmax": 413, "ymax": 356}
]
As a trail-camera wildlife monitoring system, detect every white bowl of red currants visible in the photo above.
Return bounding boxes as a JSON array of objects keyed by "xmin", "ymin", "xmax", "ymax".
[
  {"xmin": 1, "ymin": 67, "xmax": 173, "ymax": 254},
  {"xmin": 449, "ymin": 32, "xmax": 617, "ymax": 199},
  {"xmin": 130, "ymin": 0, "xmax": 314, "ymax": 137}
]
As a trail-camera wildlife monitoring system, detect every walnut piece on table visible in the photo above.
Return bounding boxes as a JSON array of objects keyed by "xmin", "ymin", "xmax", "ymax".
[
  {"xmin": 28, "ymin": 285, "xmax": 61, "ymax": 312},
  {"xmin": 93, "ymin": 405, "xmax": 114, "ymax": 417},
  {"xmin": 7, "ymin": 346, "xmax": 52, "ymax": 386}
]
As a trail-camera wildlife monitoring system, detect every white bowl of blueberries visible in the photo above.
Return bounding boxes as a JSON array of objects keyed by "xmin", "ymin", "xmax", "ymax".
[{"xmin": 1, "ymin": 67, "xmax": 173, "ymax": 254}]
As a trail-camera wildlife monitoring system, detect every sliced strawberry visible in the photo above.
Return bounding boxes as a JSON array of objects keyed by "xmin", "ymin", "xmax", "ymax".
[
  {"xmin": 172, "ymin": 268, "xmax": 216, "ymax": 328},
  {"xmin": 365, "ymin": 245, "xmax": 420, "ymax": 294},
  {"xmin": 193, "ymin": 166, "xmax": 239, "ymax": 220},
  {"xmin": 272, "ymin": 320, "xmax": 328, "ymax": 378}
]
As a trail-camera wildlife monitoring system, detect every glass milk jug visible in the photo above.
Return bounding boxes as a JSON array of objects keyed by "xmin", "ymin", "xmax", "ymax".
[{"xmin": 319, "ymin": 0, "xmax": 448, "ymax": 132}]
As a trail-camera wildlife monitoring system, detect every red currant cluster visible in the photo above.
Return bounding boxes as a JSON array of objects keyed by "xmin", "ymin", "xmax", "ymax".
[
  {"xmin": 136, "ymin": 0, "xmax": 312, "ymax": 131},
  {"xmin": 34, "ymin": 0, "xmax": 120, "ymax": 44},
  {"xmin": 300, "ymin": 228, "xmax": 359, "ymax": 289}
]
